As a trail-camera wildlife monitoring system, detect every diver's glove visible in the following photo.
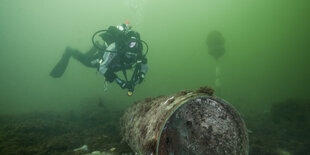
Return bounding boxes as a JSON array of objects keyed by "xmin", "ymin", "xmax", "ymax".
[
  {"xmin": 114, "ymin": 78, "xmax": 127, "ymax": 89},
  {"xmin": 135, "ymin": 72, "xmax": 145, "ymax": 84}
]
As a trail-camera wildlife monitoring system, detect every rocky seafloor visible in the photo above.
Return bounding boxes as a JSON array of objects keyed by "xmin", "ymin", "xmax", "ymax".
[{"xmin": 0, "ymin": 99, "xmax": 309, "ymax": 155}]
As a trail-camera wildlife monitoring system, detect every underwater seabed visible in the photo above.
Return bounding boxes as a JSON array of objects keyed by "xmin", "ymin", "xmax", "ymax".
[
  {"xmin": 0, "ymin": 98, "xmax": 309, "ymax": 155},
  {"xmin": 0, "ymin": 106, "xmax": 134, "ymax": 155}
]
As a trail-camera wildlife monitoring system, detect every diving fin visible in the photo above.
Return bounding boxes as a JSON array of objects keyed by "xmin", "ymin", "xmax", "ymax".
[{"xmin": 49, "ymin": 48, "xmax": 72, "ymax": 78}]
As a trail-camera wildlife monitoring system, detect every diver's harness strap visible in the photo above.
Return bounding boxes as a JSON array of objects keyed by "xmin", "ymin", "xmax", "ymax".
[{"xmin": 121, "ymin": 49, "xmax": 145, "ymax": 92}]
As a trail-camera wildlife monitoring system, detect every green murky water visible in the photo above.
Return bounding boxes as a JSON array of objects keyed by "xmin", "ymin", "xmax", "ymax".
[{"xmin": 0, "ymin": 0, "xmax": 309, "ymax": 154}]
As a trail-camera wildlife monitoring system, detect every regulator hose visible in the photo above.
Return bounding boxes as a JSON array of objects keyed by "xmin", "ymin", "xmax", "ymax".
[
  {"xmin": 92, "ymin": 29, "xmax": 108, "ymax": 51},
  {"xmin": 141, "ymin": 40, "xmax": 149, "ymax": 57}
]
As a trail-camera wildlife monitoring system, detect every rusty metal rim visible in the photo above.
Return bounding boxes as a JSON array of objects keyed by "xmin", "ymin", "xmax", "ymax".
[{"xmin": 155, "ymin": 95, "xmax": 216, "ymax": 155}]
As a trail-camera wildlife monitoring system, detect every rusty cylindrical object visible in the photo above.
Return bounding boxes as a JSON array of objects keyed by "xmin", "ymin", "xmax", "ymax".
[{"xmin": 120, "ymin": 87, "xmax": 249, "ymax": 155}]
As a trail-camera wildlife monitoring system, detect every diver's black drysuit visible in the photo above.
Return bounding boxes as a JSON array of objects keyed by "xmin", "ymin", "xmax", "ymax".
[{"xmin": 50, "ymin": 25, "xmax": 148, "ymax": 92}]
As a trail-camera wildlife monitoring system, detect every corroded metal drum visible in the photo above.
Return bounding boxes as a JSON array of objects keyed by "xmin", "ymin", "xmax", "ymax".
[{"xmin": 120, "ymin": 87, "xmax": 249, "ymax": 155}]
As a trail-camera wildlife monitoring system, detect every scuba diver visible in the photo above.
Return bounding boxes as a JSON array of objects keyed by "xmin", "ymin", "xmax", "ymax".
[{"xmin": 50, "ymin": 22, "xmax": 148, "ymax": 96}]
